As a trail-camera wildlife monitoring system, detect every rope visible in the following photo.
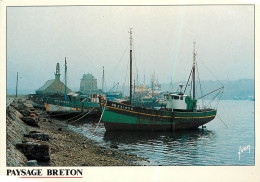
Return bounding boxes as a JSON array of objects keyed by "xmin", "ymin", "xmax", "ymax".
[
  {"xmin": 93, "ymin": 100, "xmax": 107, "ymax": 133},
  {"xmin": 184, "ymin": 68, "xmax": 193, "ymax": 94},
  {"xmin": 106, "ymin": 43, "xmax": 129, "ymax": 86},
  {"xmin": 63, "ymin": 112, "xmax": 85, "ymax": 122},
  {"xmin": 196, "ymin": 62, "xmax": 204, "ymax": 107},
  {"xmin": 133, "ymin": 43, "xmax": 139, "ymax": 77},
  {"xmin": 216, "ymin": 90, "xmax": 224, "ymax": 108},
  {"xmin": 203, "ymin": 88, "xmax": 223, "ymax": 109},
  {"xmin": 85, "ymin": 100, "xmax": 107, "ymax": 142},
  {"xmin": 217, "ymin": 114, "xmax": 228, "ymax": 128},
  {"xmin": 197, "ymin": 56, "xmax": 224, "ymax": 87},
  {"xmin": 189, "ymin": 78, "xmax": 192, "ymax": 97},
  {"xmin": 69, "ymin": 108, "xmax": 95, "ymax": 122},
  {"xmin": 123, "ymin": 57, "xmax": 129, "ymax": 96}
]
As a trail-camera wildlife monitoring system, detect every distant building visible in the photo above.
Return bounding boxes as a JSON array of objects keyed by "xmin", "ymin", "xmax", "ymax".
[
  {"xmin": 36, "ymin": 63, "xmax": 71, "ymax": 95},
  {"xmin": 80, "ymin": 73, "xmax": 101, "ymax": 94}
]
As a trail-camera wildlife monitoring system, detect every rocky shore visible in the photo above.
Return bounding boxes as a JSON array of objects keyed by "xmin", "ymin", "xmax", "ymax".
[{"xmin": 6, "ymin": 98, "xmax": 146, "ymax": 166}]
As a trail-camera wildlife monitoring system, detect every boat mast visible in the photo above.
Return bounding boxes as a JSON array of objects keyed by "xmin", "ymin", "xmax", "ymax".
[
  {"xmin": 129, "ymin": 28, "xmax": 133, "ymax": 105},
  {"xmin": 102, "ymin": 66, "xmax": 105, "ymax": 92},
  {"xmin": 171, "ymin": 76, "xmax": 173, "ymax": 92},
  {"xmin": 152, "ymin": 73, "xmax": 155, "ymax": 97},
  {"xmin": 65, "ymin": 57, "xmax": 67, "ymax": 101},
  {"xmin": 137, "ymin": 74, "xmax": 139, "ymax": 86},
  {"xmin": 192, "ymin": 42, "xmax": 196, "ymax": 100},
  {"xmin": 134, "ymin": 79, "xmax": 135, "ymax": 100}
]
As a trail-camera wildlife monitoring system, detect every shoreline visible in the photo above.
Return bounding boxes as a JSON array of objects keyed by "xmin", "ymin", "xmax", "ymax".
[{"xmin": 6, "ymin": 98, "xmax": 147, "ymax": 166}]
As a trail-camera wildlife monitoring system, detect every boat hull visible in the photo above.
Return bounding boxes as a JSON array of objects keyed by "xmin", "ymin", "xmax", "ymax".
[
  {"xmin": 31, "ymin": 100, "xmax": 45, "ymax": 109},
  {"xmin": 45, "ymin": 98, "xmax": 101, "ymax": 117},
  {"xmin": 102, "ymin": 101, "xmax": 216, "ymax": 131}
]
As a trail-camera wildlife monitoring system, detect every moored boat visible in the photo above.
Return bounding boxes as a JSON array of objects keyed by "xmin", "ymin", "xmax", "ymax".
[
  {"xmin": 101, "ymin": 29, "xmax": 223, "ymax": 131},
  {"xmin": 29, "ymin": 93, "xmax": 64, "ymax": 109},
  {"xmin": 45, "ymin": 93, "xmax": 101, "ymax": 116},
  {"xmin": 101, "ymin": 86, "xmax": 217, "ymax": 131},
  {"xmin": 42, "ymin": 58, "xmax": 102, "ymax": 118}
]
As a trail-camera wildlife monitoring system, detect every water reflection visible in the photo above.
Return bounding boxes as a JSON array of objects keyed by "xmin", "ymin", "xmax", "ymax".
[
  {"xmin": 66, "ymin": 100, "xmax": 255, "ymax": 165},
  {"xmin": 103, "ymin": 129, "xmax": 215, "ymax": 145},
  {"xmin": 68, "ymin": 120, "xmax": 218, "ymax": 165},
  {"xmin": 103, "ymin": 129, "xmax": 216, "ymax": 165}
]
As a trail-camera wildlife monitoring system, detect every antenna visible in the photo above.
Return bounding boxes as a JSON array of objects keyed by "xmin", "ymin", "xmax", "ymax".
[
  {"xmin": 129, "ymin": 28, "xmax": 133, "ymax": 51},
  {"xmin": 179, "ymin": 83, "xmax": 184, "ymax": 95}
]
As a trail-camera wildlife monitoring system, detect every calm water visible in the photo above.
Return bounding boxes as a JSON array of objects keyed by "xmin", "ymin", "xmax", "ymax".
[{"xmin": 67, "ymin": 100, "xmax": 255, "ymax": 166}]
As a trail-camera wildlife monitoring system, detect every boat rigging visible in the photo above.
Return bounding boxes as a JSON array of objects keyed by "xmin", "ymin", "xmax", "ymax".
[{"xmin": 100, "ymin": 29, "xmax": 222, "ymax": 131}]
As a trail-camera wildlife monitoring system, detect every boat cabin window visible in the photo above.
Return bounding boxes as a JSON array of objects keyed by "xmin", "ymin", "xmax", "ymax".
[
  {"xmin": 180, "ymin": 96, "xmax": 183, "ymax": 100},
  {"xmin": 172, "ymin": 96, "xmax": 179, "ymax": 100},
  {"xmin": 164, "ymin": 95, "xmax": 169, "ymax": 99}
]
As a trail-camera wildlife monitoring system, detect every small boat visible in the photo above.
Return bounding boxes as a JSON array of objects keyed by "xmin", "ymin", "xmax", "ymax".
[{"xmin": 100, "ymin": 29, "xmax": 223, "ymax": 131}]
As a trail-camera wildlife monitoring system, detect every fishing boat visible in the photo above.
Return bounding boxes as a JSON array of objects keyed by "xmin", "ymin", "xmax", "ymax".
[
  {"xmin": 29, "ymin": 93, "xmax": 64, "ymax": 109},
  {"xmin": 100, "ymin": 29, "xmax": 224, "ymax": 131},
  {"xmin": 43, "ymin": 58, "xmax": 102, "ymax": 117},
  {"xmin": 45, "ymin": 93, "xmax": 101, "ymax": 117}
]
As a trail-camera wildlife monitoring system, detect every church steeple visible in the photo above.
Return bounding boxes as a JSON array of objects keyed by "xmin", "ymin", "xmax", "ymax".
[{"xmin": 55, "ymin": 63, "xmax": 61, "ymax": 80}]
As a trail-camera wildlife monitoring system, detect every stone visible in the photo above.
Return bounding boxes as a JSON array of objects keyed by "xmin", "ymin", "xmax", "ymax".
[
  {"xmin": 110, "ymin": 145, "xmax": 118, "ymax": 149},
  {"xmin": 19, "ymin": 109, "xmax": 31, "ymax": 117},
  {"xmin": 26, "ymin": 131, "xmax": 49, "ymax": 141},
  {"xmin": 22, "ymin": 117, "xmax": 39, "ymax": 127},
  {"xmin": 16, "ymin": 142, "xmax": 50, "ymax": 162}
]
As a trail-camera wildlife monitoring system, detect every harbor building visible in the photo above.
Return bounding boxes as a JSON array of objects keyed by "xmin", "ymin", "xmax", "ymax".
[
  {"xmin": 36, "ymin": 63, "xmax": 71, "ymax": 95},
  {"xmin": 80, "ymin": 74, "xmax": 101, "ymax": 94}
]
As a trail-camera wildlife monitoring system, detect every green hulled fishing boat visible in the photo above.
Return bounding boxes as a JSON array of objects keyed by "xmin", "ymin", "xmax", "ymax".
[
  {"xmin": 45, "ymin": 95, "xmax": 101, "ymax": 116},
  {"xmin": 101, "ymin": 29, "xmax": 223, "ymax": 131}
]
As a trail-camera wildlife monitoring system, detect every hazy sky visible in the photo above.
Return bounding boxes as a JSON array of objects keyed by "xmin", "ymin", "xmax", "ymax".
[{"xmin": 7, "ymin": 5, "xmax": 254, "ymax": 92}]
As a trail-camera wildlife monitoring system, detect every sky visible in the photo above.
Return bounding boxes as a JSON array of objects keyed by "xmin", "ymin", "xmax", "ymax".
[{"xmin": 6, "ymin": 5, "xmax": 254, "ymax": 93}]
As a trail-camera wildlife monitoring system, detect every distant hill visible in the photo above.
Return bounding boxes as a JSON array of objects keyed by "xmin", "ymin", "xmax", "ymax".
[{"xmin": 161, "ymin": 79, "xmax": 254, "ymax": 100}]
